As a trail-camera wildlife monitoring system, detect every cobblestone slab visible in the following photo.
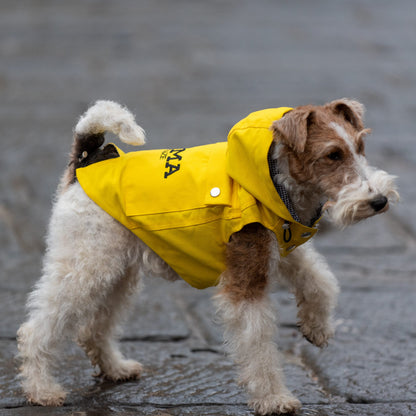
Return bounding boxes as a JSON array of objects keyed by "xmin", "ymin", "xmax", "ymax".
[
  {"xmin": 303, "ymin": 336, "xmax": 416, "ymax": 404},
  {"xmin": 335, "ymin": 289, "xmax": 416, "ymax": 340},
  {"xmin": 302, "ymin": 289, "xmax": 416, "ymax": 404}
]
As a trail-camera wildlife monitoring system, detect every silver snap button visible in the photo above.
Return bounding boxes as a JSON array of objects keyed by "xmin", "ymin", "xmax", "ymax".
[{"xmin": 210, "ymin": 187, "xmax": 221, "ymax": 197}]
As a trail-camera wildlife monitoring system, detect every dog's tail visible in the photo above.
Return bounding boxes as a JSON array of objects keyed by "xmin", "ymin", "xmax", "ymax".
[
  {"xmin": 61, "ymin": 100, "xmax": 146, "ymax": 190},
  {"xmin": 74, "ymin": 100, "xmax": 146, "ymax": 147}
]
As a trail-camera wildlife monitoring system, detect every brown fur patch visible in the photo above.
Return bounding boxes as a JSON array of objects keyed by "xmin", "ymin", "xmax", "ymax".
[
  {"xmin": 220, "ymin": 223, "xmax": 272, "ymax": 303},
  {"xmin": 272, "ymin": 100, "xmax": 367, "ymax": 201}
]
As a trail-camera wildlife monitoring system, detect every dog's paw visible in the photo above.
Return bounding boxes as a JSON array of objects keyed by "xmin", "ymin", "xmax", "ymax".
[
  {"xmin": 26, "ymin": 384, "xmax": 67, "ymax": 406},
  {"xmin": 101, "ymin": 359, "xmax": 143, "ymax": 382},
  {"xmin": 299, "ymin": 320, "xmax": 334, "ymax": 348},
  {"xmin": 249, "ymin": 392, "xmax": 301, "ymax": 415}
]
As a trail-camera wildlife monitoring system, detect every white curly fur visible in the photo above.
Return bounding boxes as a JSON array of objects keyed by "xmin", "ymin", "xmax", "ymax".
[
  {"xmin": 328, "ymin": 167, "xmax": 399, "ymax": 227},
  {"xmin": 75, "ymin": 100, "xmax": 146, "ymax": 145}
]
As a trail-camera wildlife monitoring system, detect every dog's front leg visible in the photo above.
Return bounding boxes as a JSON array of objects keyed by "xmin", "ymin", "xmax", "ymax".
[
  {"xmin": 278, "ymin": 242, "xmax": 340, "ymax": 347},
  {"xmin": 214, "ymin": 224, "xmax": 301, "ymax": 415}
]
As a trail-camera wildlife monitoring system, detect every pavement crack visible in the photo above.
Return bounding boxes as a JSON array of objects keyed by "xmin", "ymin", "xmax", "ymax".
[
  {"xmin": 190, "ymin": 347, "xmax": 220, "ymax": 354},
  {"xmin": 296, "ymin": 344, "xmax": 347, "ymax": 404},
  {"xmin": 117, "ymin": 402, "xmax": 247, "ymax": 409},
  {"xmin": 120, "ymin": 335, "xmax": 190, "ymax": 343},
  {"xmin": 345, "ymin": 397, "xmax": 416, "ymax": 405}
]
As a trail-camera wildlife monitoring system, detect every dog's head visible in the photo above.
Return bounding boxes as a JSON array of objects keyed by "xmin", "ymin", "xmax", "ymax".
[{"xmin": 272, "ymin": 98, "xmax": 399, "ymax": 227}]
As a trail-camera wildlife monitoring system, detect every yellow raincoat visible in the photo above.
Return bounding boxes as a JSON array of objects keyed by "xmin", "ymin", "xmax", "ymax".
[{"xmin": 76, "ymin": 108, "xmax": 321, "ymax": 289}]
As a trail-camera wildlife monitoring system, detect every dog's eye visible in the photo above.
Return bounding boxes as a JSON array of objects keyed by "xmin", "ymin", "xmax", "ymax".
[{"xmin": 327, "ymin": 151, "xmax": 343, "ymax": 161}]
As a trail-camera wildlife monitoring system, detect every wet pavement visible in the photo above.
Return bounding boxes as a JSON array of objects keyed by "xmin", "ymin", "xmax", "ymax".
[{"xmin": 1, "ymin": 1, "xmax": 416, "ymax": 415}]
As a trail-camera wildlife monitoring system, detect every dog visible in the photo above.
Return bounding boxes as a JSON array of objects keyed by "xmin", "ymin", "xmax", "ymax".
[{"xmin": 17, "ymin": 99, "xmax": 399, "ymax": 414}]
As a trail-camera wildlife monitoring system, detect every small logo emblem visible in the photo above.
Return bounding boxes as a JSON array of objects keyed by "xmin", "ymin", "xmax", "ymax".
[{"xmin": 160, "ymin": 148, "xmax": 186, "ymax": 178}]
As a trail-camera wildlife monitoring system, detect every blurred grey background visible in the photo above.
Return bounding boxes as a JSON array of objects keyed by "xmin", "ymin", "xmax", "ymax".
[{"xmin": 0, "ymin": 1, "xmax": 415, "ymax": 415}]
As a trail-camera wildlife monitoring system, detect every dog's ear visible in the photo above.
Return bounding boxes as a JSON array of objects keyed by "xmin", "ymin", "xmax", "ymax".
[
  {"xmin": 327, "ymin": 98, "xmax": 365, "ymax": 130},
  {"xmin": 271, "ymin": 107, "xmax": 314, "ymax": 153}
]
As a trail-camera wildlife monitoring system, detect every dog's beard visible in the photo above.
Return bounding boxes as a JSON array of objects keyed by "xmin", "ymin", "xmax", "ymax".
[{"xmin": 325, "ymin": 169, "xmax": 399, "ymax": 228}]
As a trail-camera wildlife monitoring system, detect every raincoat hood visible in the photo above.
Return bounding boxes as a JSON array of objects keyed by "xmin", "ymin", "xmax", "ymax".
[{"xmin": 227, "ymin": 107, "xmax": 295, "ymax": 223}]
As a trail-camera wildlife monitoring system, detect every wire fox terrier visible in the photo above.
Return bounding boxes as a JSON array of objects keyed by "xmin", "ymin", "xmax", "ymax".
[{"xmin": 17, "ymin": 99, "xmax": 398, "ymax": 414}]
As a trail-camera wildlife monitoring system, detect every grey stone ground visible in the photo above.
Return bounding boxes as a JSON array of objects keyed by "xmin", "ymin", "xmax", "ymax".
[{"xmin": 0, "ymin": 1, "xmax": 415, "ymax": 415}]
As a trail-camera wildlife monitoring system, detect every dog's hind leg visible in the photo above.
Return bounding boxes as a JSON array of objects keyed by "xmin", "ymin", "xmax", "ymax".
[
  {"xmin": 17, "ymin": 183, "xmax": 141, "ymax": 405},
  {"xmin": 16, "ymin": 251, "xmax": 109, "ymax": 406},
  {"xmin": 17, "ymin": 246, "xmax": 138, "ymax": 405},
  {"xmin": 77, "ymin": 263, "xmax": 143, "ymax": 381},
  {"xmin": 17, "ymin": 287, "xmax": 70, "ymax": 406},
  {"xmin": 213, "ymin": 224, "xmax": 301, "ymax": 416}
]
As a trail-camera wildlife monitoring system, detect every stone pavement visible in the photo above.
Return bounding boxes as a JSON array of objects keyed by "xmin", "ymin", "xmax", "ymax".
[{"xmin": 0, "ymin": 1, "xmax": 415, "ymax": 415}]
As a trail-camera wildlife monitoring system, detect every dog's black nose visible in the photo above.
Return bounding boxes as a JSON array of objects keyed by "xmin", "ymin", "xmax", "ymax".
[{"xmin": 370, "ymin": 195, "xmax": 388, "ymax": 212}]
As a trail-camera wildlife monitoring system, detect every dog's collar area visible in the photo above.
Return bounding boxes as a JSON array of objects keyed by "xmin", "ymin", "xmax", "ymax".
[
  {"xmin": 309, "ymin": 205, "xmax": 323, "ymax": 227},
  {"xmin": 267, "ymin": 149, "xmax": 301, "ymax": 223},
  {"xmin": 79, "ymin": 151, "xmax": 89, "ymax": 162},
  {"xmin": 267, "ymin": 149, "xmax": 322, "ymax": 228}
]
